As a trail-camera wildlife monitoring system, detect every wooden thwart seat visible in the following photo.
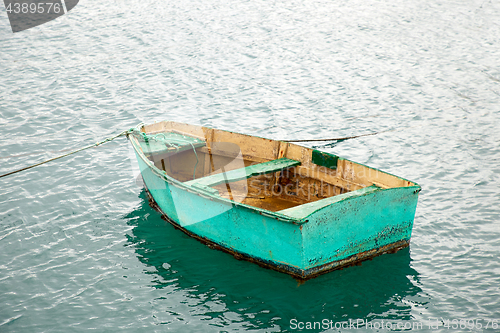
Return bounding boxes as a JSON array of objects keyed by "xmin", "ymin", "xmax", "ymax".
[{"xmin": 185, "ymin": 158, "xmax": 301, "ymax": 189}]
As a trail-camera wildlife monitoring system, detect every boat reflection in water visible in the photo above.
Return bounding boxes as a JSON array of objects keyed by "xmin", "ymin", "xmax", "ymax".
[{"xmin": 124, "ymin": 192, "xmax": 425, "ymax": 331}]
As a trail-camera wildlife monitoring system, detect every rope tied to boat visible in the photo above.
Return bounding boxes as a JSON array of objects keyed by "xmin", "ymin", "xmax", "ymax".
[
  {"xmin": 281, "ymin": 128, "xmax": 397, "ymax": 144},
  {"xmin": 0, "ymin": 123, "xmax": 145, "ymax": 179}
]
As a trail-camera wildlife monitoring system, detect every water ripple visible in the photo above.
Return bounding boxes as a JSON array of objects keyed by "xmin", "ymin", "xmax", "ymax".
[{"xmin": 1, "ymin": 0, "xmax": 500, "ymax": 331}]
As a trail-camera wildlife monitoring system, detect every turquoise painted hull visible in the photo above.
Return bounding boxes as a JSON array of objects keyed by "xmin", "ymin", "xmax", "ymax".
[{"xmin": 129, "ymin": 127, "xmax": 420, "ymax": 279}]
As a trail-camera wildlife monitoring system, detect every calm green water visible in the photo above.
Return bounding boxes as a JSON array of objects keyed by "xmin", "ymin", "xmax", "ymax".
[{"xmin": 1, "ymin": 0, "xmax": 500, "ymax": 332}]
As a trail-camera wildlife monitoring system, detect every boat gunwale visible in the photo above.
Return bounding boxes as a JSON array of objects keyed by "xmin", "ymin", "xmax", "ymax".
[
  {"xmin": 128, "ymin": 122, "xmax": 421, "ymax": 221},
  {"xmin": 158, "ymin": 120, "xmax": 422, "ymax": 189}
]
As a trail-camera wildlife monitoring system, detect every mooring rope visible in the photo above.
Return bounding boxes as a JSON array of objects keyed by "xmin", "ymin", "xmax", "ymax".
[
  {"xmin": 279, "ymin": 129, "xmax": 395, "ymax": 142},
  {"xmin": 281, "ymin": 128, "xmax": 396, "ymax": 143},
  {"xmin": 0, "ymin": 124, "xmax": 398, "ymax": 179},
  {"xmin": 0, "ymin": 148, "xmax": 76, "ymax": 160},
  {"xmin": 0, "ymin": 125, "xmax": 144, "ymax": 179}
]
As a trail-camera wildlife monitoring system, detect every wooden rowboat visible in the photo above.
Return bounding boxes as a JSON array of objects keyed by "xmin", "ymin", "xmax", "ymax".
[{"xmin": 128, "ymin": 121, "xmax": 420, "ymax": 279}]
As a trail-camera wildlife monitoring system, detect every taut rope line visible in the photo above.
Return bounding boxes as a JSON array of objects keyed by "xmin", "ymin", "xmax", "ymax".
[{"xmin": 0, "ymin": 126, "xmax": 143, "ymax": 179}]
